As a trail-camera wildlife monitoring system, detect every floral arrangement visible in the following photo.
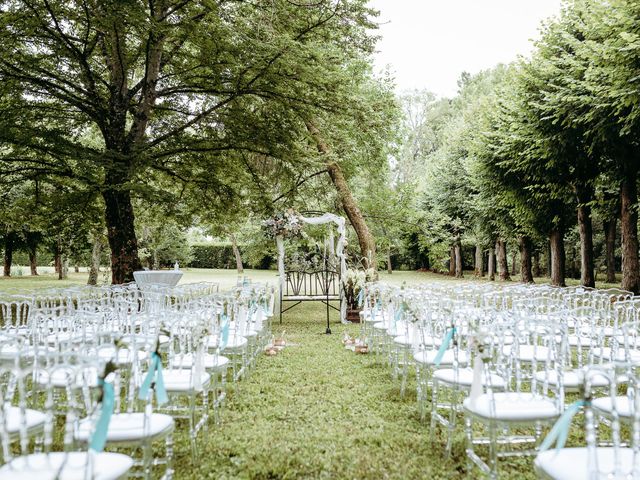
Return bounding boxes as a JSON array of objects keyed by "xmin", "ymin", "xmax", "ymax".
[
  {"xmin": 342, "ymin": 266, "xmax": 375, "ymax": 309},
  {"xmin": 262, "ymin": 209, "xmax": 304, "ymax": 240}
]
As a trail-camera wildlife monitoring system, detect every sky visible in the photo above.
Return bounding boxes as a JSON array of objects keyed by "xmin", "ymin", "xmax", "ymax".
[{"xmin": 369, "ymin": 0, "xmax": 563, "ymax": 98}]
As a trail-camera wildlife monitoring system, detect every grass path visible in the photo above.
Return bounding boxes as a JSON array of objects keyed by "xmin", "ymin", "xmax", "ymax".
[{"xmin": 175, "ymin": 302, "xmax": 472, "ymax": 480}]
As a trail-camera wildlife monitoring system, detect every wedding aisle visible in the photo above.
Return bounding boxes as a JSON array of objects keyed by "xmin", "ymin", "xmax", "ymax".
[{"xmin": 172, "ymin": 301, "xmax": 472, "ymax": 480}]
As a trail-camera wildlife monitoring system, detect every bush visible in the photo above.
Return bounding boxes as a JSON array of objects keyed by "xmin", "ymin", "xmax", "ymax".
[{"xmin": 189, "ymin": 244, "xmax": 235, "ymax": 269}]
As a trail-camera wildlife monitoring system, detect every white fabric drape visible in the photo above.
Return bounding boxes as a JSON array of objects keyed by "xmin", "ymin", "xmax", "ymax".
[
  {"xmin": 277, "ymin": 235, "xmax": 286, "ymax": 296},
  {"xmin": 277, "ymin": 213, "xmax": 347, "ymax": 323}
]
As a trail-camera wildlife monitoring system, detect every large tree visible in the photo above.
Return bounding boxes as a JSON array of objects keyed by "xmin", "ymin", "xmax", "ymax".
[{"xmin": 0, "ymin": 0, "xmax": 378, "ymax": 282}]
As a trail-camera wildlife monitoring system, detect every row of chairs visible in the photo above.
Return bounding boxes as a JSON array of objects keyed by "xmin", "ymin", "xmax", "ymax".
[
  {"xmin": 0, "ymin": 279, "xmax": 276, "ymax": 479},
  {"xmin": 360, "ymin": 281, "xmax": 639, "ymax": 479}
]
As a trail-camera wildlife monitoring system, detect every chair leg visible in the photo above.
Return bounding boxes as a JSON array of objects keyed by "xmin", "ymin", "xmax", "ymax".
[
  {"xmin": 165, "ymin": 433, "xmax": 175, "ymax": 480},
  {"xmin": 488, "ymin": 424, "xmax": 498, "ymax": 480}
]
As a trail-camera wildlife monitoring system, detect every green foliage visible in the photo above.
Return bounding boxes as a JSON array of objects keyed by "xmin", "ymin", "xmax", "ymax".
[{"xmin": 188, "ymin": 244, "xmax": 272, "ymax": 270}]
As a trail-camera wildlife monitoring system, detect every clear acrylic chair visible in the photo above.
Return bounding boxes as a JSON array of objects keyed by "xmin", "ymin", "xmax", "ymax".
[
  {"xmin": 463, "ymin": 318, "xmax": 565, "ymax": 479},
  {"xmin": 534, "ymin": 362, "xmax": 640, "ymax": 479},
  {"xmin": 0, "ymin": 351, "xmax": 134, "ymax": 479},
  {"xmin": 74, "ymin": 335, "xmax": 175, "ymax": 480},
  {"xmin": 430, "ymin": 308, "xmax": 505, "ymax": 454},
  {"xmin": 160, "ymin": 312, "xmax": 212, "ymax": 456}
]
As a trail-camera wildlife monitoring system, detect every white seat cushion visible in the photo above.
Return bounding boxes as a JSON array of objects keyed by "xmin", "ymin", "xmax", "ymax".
[
  {"xmin": 162, "ymin": 369, "xmax": 211, "ymax": 392},
  {"xmin": 568, "ymin": 335, "xmax": 592, "ymax": 347},
  {"xmin": 36, "ymin": 367, "xmax": 99, "ymax": 388},
  {"xmin": 464, "ymin": 392, "xmax": 559, "ymax": 421},
  {"xmin": 413, "ymin": 350, "xmax": 468, "ymax": 367},
  {"xmin": 592, "ymin": 347, "xmax": 640, "ymax": 363},
  {"xmin": 592, "ymin": 396, "xmax": 633, "ymax": 418},
  {"xmin": 393, "ymin": 335, "xmax": 413, "ymax": 346},
  {"xmin": 535, "ymin": 447, "xmax": 636, "ymax": 480},
  {"xmin": 98, "ymin": 347, "xmax": 148, "ymax": 365},
  {"xmin": 171, "ymin": 353, "xmax": 230, "ymax": 370},
  {"xmin": 4, "ymin": 406, "xmax": 45, "ymax": 435},
  {"xmin": 76, "ymin": 412, "xmax": 174, "ymax": 444},
  {"xmin": 503, "ymin": 344, "xmax": 553, "ymax": 362},
  {"xmin": 222, "ymin": 335, "xmax": 248, "ymax": 350},
  {"xmin": 0, "ymin": 451, "xmax": 133, "ymax": 480},
  {"xmin": 434, "ymin": 368, "xmax": 505, "ymax": 389},
  {"xmin": 534, "ymin": 370, "xmax": 609, "ymax": 390}
]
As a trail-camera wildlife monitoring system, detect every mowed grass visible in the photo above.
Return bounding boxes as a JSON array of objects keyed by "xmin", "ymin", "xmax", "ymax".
[{"xmin": 0, "ymin": 268, "xmax": 612, "ymax": 478}]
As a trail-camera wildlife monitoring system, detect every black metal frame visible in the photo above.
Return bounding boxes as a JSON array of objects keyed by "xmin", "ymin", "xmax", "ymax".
[
  {"xmin": 278, "ymin": 210, "xmax": 343, "ymax": 334},
  {"xmin": 279, "ymin": 266, "xmax": 341, "ymax": 334}
]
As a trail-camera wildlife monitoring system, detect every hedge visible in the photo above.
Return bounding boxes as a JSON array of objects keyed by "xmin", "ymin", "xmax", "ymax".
[{"xmin": 187, "ymin": 244, "xmax": 273, "ymax": 269}]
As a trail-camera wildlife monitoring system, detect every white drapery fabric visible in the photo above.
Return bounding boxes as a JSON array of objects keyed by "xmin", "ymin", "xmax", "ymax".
[{"xmin": 277, "ymin": 213, "xmax": 347, "ymax": 323}]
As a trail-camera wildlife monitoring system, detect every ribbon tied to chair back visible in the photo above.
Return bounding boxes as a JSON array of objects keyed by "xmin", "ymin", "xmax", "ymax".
[{"xmin": 138, "ymin": 351, "xmax": 169, "ymax": 405}]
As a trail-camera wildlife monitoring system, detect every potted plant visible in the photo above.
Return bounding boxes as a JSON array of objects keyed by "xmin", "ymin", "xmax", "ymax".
[{"xmin": 342, "ymin": 266, "xmax": 375, "ymax": 323}]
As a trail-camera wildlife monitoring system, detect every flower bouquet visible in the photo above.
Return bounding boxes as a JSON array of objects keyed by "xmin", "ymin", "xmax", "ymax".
[
  {"xmin": 262, "ymin": 209, "xmax": 304, "ymax": 240},
  {"xmin": 342, "ymin": 266, "xmax": 375, "ymax": 321}
]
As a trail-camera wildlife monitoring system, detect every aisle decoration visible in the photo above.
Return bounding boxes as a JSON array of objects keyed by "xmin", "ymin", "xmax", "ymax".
[{"xmin": 266, "ymin": 210, "xmax": 348, "ymax": 327}]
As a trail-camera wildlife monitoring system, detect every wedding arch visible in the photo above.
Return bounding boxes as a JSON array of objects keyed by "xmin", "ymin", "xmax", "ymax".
[{"xmin": 274, "ymin": 211, "xmax": 347, "ymax": 333}]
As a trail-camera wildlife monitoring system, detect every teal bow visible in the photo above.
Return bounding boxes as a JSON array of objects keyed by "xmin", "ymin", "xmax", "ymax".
[
  {"xmin": 394, "ymin": 304, "xmax": 404, "ymax": 322},
  {"xmin": 356, "ymin": 289, "xmax": 365, "ymax": 308},
  {"xmin": 219, "ymin": 314, "xmax": 230, "ymax": 350},
  {"xmin": 261, "ymin": 297, "xmax": 269, "ymax": 314},
  {"xmin": 138, "ymin": 352, "xmax": 168, "ymax": 405},
  {"xmin": 90, "ymin": 379, "xmax": 114, "ymax": 452},
  {"xmin": 433, "ymin": 327, "xmax": 456, "ymax": 367},
  {"xmin": 539, "ymin": 400, "xmax": 588, "ymax": 452}
]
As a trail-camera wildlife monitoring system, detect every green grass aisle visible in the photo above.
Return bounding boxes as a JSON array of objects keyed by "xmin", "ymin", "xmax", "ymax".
[{"xmin": 175, "ymin": 302, "xmax": 472, "ymax": 480}]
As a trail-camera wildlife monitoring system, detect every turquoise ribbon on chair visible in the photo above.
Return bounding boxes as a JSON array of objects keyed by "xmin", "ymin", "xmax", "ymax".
[
  {"xmin": 138, "ymin": 352, "xmax": 169, "ymax": 405},
  {"xmin": 356, "ymin": 289, "xmax": 365, "ymax": 308},
  {"xmin": 433, "ymin": 327, "xmax": 456, "ymax": 367},
  {"xmin": 90, "ymin": 379, "xmax": 114, "ymax": 452},
  {"xmin": 394, "ymin": 304, "xmax": 404, "ymax": 322},
  {"xmin": 219, "ymin": 314, "xmax": 230, "ymax": 350},
  {"xmin": 261, "ymin": 297, "xmax": 269, "ymax": 314},
  {"xmin": 539, "ymin": 400, "xmax": 588, "ymax": 451}
]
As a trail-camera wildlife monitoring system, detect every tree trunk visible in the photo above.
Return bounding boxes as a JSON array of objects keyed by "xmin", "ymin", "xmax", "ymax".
[
  {"xmin": 102, "ymin": 187, "xmax": 142, "ymax": 284},
  {"xmin": 54, "ymin": 241, "xmax": 61, "ymax": 275},
  {"xmin": 519, "ymin": 236, "xmax": 534, "ymax": 283},
  {"xmin": 306, "ymin": 121, "xmax": 376, "ymax": 269},
  {"xmin": 474, "ymin": 243, "xmax": 483, "ymax": 277},
  {"xmin": 533, "ymin": 251, "xmax": 541, "ymax": 278},
  {"xmin": 549, "ymin": 228, "xmax": 566, "ymax": 287},
  {"xmin": 326, "ymin": 160, "xmax": 376, "ymax": 269},
  {"xmin": 510, "ymin": 250, "xmax": 517, "ymax": 277},
  {"xmin": 496, "ymin": 239, "xmax": 510, "ymax": 281},
  {"xmin": 60, "ymin": 255, "xmax": 68, "ymax": 280},
  {"xmin": 25, "ymin": 233, "xmax": 39, "ymax": 276},
  {"xmin": 488, "ymin": 246, "xmax": 496, "ymax": 281},
  {"xmin": 576, "ymin": 188, "xmax": 595, "ymax": 288},
  {"xmin": 454, "ymin": 240, "xmax": 463, "ymax": 278},
  {"xmin": 620, "ymin": 177, "xmax": 640, "ymax": 293},
  {"xmin": 88, "ymin": 234, "xmax": 103, "ymax": 286},
  {"xmin": 3, "ymin": 232, "xmax": 14, "ymax": 277},
  {"xmin": 230, "ymin": 233, "xmax": 244, "ymax": 274},
  {"xmin": 604, "ymin": 218, "xmax": 617, "ymax": 283},
  {"xmin": 74, "ymin": 265, "xmax": 80, "ymax": 273},
  {"xmin": 29, "ymin": 247, "xmax": 38, "ymax": 276},
  {"xmin": 386, "ymin": 248, "xmax": 392, "ymax": 274},
  {"xmin": 449, "ymin": 246, "xmax": 455, "ymax": 276}
]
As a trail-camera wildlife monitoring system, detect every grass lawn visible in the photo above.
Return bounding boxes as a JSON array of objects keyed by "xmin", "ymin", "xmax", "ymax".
[{"xmin": 0, "ymin": 268, "xmax": 608, "ymax": 478}]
